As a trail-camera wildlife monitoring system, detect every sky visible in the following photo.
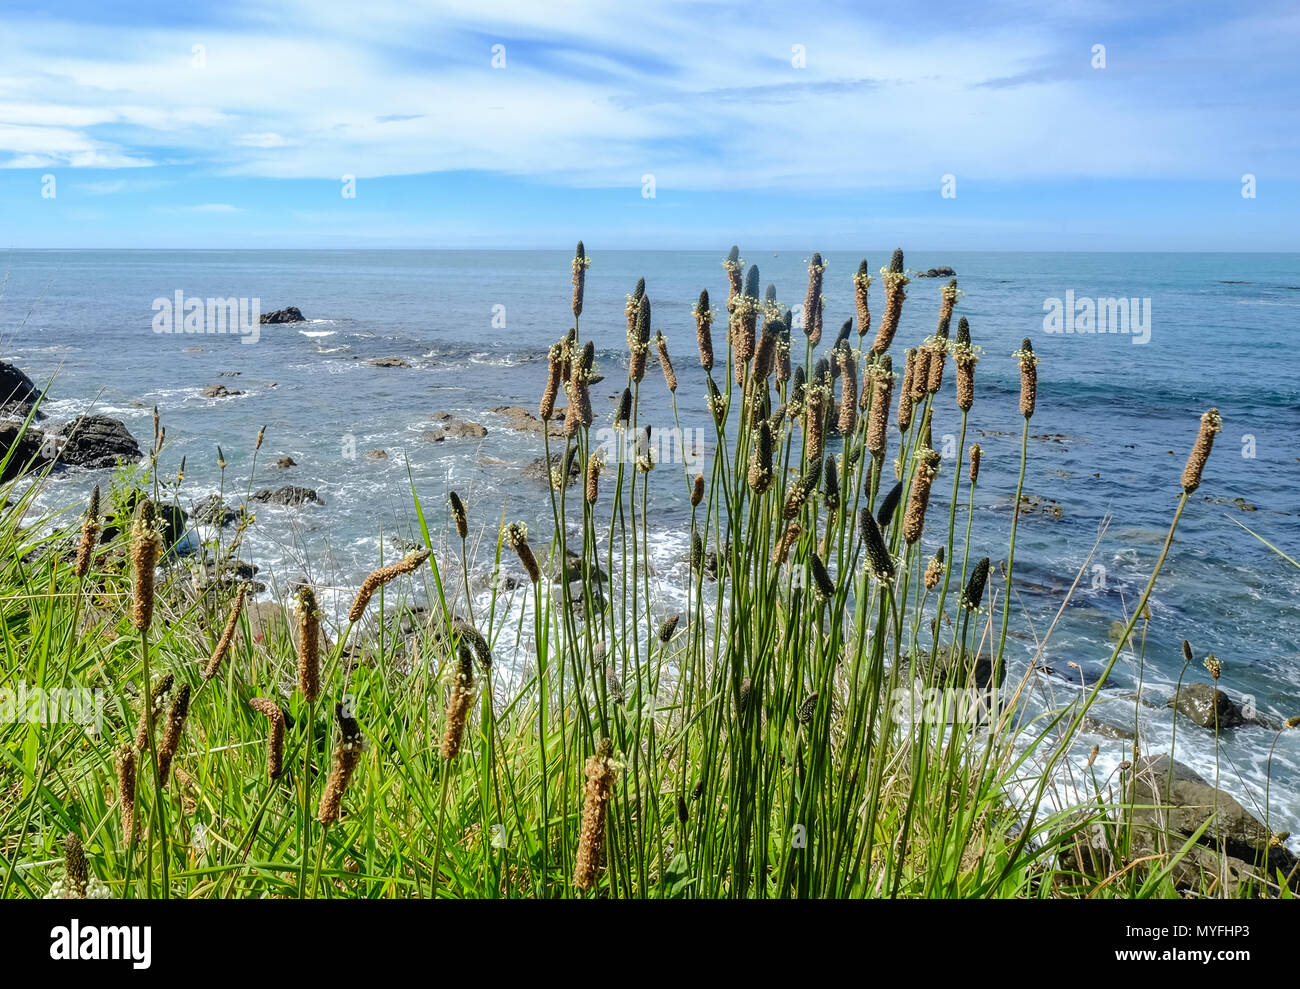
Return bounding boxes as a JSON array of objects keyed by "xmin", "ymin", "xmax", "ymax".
[{"xmin": 0, "ymin": 0, "xmax": 1296, "ymax": 250}]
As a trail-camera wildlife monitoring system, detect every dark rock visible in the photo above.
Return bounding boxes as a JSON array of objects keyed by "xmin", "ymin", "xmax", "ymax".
[
  {"xmin": 259, "ymin": 307, "xmax": 305, "ymax": 324},
  {"xmin": 201, "ymin": 384, "xmax": 243, "ymax": 398},
  {"xmin": 422, "ymin": 429, "xmax": 446, "ymax": 443},
  {"xmin": 0, "ymin": 422, "xmax": 52, "ymax": 481},
  {"xmin": 365, "ymin": 449, "xmax": 388, "ymax": 460},
  {"xmin": 915, "ymin": 266, "xmax": 957, "ymax": 278},
  {"xmin": 275, "ymin": 456, "xmax": 296, "ymax": 469},
  {"xmin": 1168, "ymin": 683, "xmax": 1246, "ymax": 729},
  {"xmin": 190, "ymin": 494, "xmax": 239, "ymax": 528},
  {"xmin": 0, "ymin": 362, "xmax": 44, "ymax": 415},
  {"xmin": 368, "ymin": 357, "xmax": 411, "ymax": 368},
  {"xmin": 55, "ymin": 415, "xmax": 142, "ymax": 470},
  {"xmin": 106, "ymin": 489, "xmax": 188, "ymax": 549},
  {"xmin": 251, "ymin": 485, "xmax": 324, "ymax": 507}
]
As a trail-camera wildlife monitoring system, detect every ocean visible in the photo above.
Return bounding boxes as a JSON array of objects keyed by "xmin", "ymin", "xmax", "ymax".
[{"xmin": 2, "ymin": 248, "xmax": 1298, "ymax": 834}]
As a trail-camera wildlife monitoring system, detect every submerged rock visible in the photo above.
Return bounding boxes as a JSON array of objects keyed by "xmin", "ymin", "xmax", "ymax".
[
  {"xmin": 491, "ymin": 405, "xmax": 563, "ymax": 437},
  {"xmin": 251, "ymin": 485, "xmax": 324, "ymax": 507},
  {"xmin": 429, "ymin": 411, "xmax": 486, "ymax": 439},
  {"xmin": 368, "ymin": 357, "xmax": 411, "ymax": 368},
  {"xmin": 201, "ymin": 384, "xmax": 243, "ymax": 398}
]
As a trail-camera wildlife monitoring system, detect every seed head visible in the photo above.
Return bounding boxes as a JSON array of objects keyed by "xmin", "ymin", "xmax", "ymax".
[
  {"xmin": 902, "ymin": 448, "xmax": 941, "ymax": 545},
  {"xmin": 858, "ymin": 508, "xmax": 896, "ymax": 582},
  {"xmin": 574, "ymin": 738, "xmax": 618, "ymax": 891},
  {"xmin": 129, "ymin": 499, "xmax": 162, "ymax": 630},
  {"xmin": 570, "ymin": 241, "xmax": 589, "ymax": 319},
  {"xmin": 968, "ymin": 443, "xmax": 982, "ymax": 484},
  {"xmin": 693, "ymin": 289, "xmax": 715, "ymax": 372},
  {"xmin": 74, "ymin": 485, "xmax": 100, "ymax": 579},
  {"xmin": 319, "ymin": 703, "xmax": 366, "ymax": 823},
  {"xmin": 961, "ymin": 556, "xmax": 990, "ymax": 611},
  {"xmin": 449, "ymin": 490, "xmax": 468, "ymax": 539},
  {"xmin": 156, "ymin": 682, "xmax": 191, "ymax": 787},
  {"xmin": 1181, "ymin": 408, "xmax": 1222, "ymax": 494},
  {"xmin": 202, "ymin": 582, "xmax": 248, "ymax": 679},
  {"xmin": 1015, "ymin": 338, "xmax": 1038, "ymax": 419},
  {"xmin": 295, "ymin": 586, "xmax": 322, "ymax": 703},
  {"xmin": 348, "ymin": 548, "xmax": 430, "ymax": 624},
  {"xmin": 249, "ymin": 697, "xmax": 285, "ymax": 780}
]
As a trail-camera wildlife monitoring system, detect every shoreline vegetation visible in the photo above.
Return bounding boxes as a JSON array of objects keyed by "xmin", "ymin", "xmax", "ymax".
[{"xmin": 1, "ymin": 244, "xmax": 1296, "ymax": 899}]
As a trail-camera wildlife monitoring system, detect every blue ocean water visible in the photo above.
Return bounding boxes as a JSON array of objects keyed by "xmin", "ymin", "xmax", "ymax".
[{"xmin": 2, "ymin": 248, "xmax": 1298, "ymax": 829}]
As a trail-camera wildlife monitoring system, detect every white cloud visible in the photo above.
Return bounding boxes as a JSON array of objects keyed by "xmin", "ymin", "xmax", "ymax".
[{"xmin": 0, "ymin": 0, "xmax": 1292, "ymax": 189}]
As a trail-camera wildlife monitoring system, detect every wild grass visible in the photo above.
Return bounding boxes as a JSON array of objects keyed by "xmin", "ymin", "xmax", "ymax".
[{"xmin": 0, "ymin": 244, "xmax": 1280, "ymax": 899}]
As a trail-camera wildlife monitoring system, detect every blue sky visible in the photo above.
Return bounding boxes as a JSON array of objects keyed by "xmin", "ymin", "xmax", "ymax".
[{"xmin": 0, "ymin": 0, "xmax": 1296, "ymax": 250}]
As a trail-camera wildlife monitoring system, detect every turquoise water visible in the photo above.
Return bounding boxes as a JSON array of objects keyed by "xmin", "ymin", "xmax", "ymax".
[{"xmin": 2, "ymin": 248, "xmax": 1298, "ymax": 829}]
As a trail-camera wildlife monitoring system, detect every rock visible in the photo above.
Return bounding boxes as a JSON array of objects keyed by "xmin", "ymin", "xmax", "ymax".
[
  {"xmin": 429, "ymin": 411, "xmax": 486, "ymax": 439},
  {"xmin": 1167, "ymin": 683, "xmax": 1246, "ymax": 729},
  {"xmin": 190, "ymin": 494, "xmax": 239, "ymax": 528},
  {"xmin": 546, "ymin": 548, "xmax": 607, "ymax": 585},
  {"xmin": 368, "ymin": 357, "xmax": 411, "ymax": 368},
  {"xmin": 106, "ymin": 489, "xmax": 188, "ymax": 548},
  {"xmin": 1079, "ymin": 715, "xmax": 1135, "ymax": 741},
  {"xmin": 422, "ymin": 429, "xmax": 446, "ymax": 443},
  {"xmin": 524, "ymin": 452, "xmax": 579, "ymax": 485},
  {"xmin": 201, "ymin": 384, "xmax": 243, "ymax": 398},
  {"xmin": 219, "ymin": 370, "xmax": 241, "ymax": 378},
  {"xmin": 491, "ymin": 405, "xmax": 563, "ymax": 437},
  {"xmin": 259, "ymin": 307, "xmax": 305, "ymax": 324},
  {"xmin": 365, "ymin": 449, "xmax": 388, "ymax": 460},
  {"xmin": 1131, "ymin": 755, "xmax": 1295, "ymax": 887},
  {"xmin": 245, "ymin": 600, "xmax": 331, "ymax": 654},
  {"xmin": 55, "ymin": 415, "xmax": 142, "ymax": 470},
  {"xmin": 1067, "ymin": 755, "xmax": 1298, "ymax": 896},
  {"xmin": 915, "ymin": 266, "xmax": 956, "ymax": 278},
  {"xmin": 275, "ymin": 456, "xmax": 296, "ymax": 469},
  {"xmin": 0, "ymin": 422, "xmax": 51, "ymax": 481},
  {"xmin": 251, "ymin": 485, "xmax": 324, "ymax": 507},
  {"xmin": 0, "ymin": 362, "xmax": 44, "ymax": 415}
]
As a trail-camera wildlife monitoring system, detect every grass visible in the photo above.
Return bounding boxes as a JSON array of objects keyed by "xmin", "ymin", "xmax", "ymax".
[{"xmin": 0, "ymin": 245, "xmax": 1283, "ymax": 899}]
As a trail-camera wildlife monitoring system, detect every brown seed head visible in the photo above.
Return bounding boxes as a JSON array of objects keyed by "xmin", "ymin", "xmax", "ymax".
[
  {"xmin": 74, "ymin": 485, "xmax": 100, "ymax": 579},
  {"xmin": 203, "ymin": 582, "xmax": 248, "ymax": 679},
  {"xmin": 1015, "ymin": 338, "xmax": 1038, "ymax": 418},
  {"xmin": 157, "ymin": 682, "xmax": 191, "ymax": 787},
  {"xmin": 968, "ymin": 443, "xmax": 982, "ymax": 484},
  {"xmin": 295, "ymin": 586, "xmax": 322, "ymax": 703},
  {"xmin": 574, "ymin": 738, "xmax": 618, "ymax": 891},
  {"xmin": 116, "ymin": 746, "xmax": 136, "ymax": 842},
  {"xmin": 129, "ymin": 498, "xmax": 162, "ymax": 630},
  {"xmin": 440, "ymin": 646, "xmax": 476, "ymax": 760},
  {"xmin": 348, "ymin": 548, "xmax": 430, "ymax": 624},
  {"xmin": 248, "ymin": 697, "xmax": 285, "ymax": 780},
  {"xmin": 655, "ymin": 330, "xmax": 678, "ymax": 392},
  {"xmin": 897, "ymin": 349, "xmax": 916, "ymax": 432},
  {"xmin": 902, "ymin": 448, "xmax": 941, "ymax": 544},
  {"xmin": 319, "ymin": 703, "xmax": 366, "ymax": 824},
  {"xmin": 1180, "ymin": 408, "xmax": 1222, "ymax": 494}
]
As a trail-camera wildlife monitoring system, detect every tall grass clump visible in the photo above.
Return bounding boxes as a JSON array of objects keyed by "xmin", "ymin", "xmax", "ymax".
[{"xmin": 0, "ymin": 242, "xmax": 1273, "ymax": 902}]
